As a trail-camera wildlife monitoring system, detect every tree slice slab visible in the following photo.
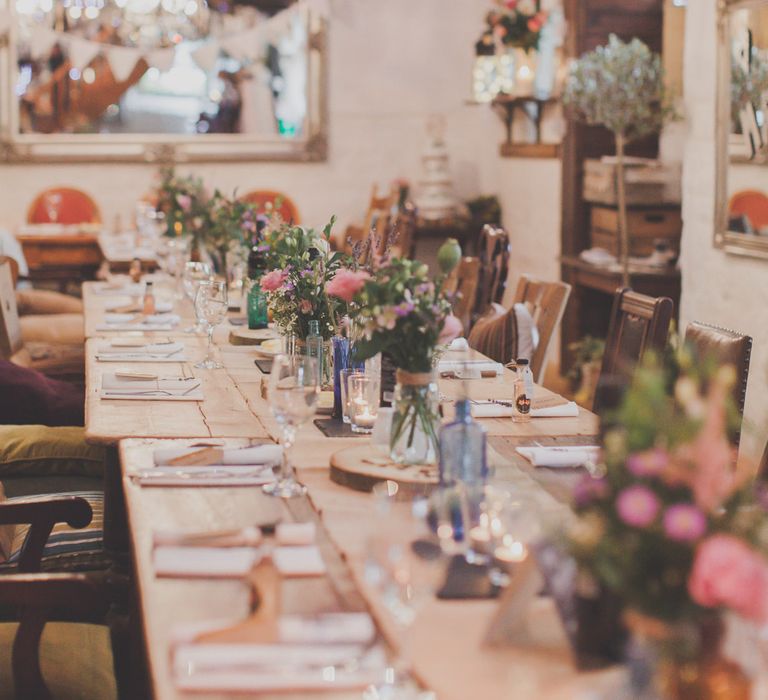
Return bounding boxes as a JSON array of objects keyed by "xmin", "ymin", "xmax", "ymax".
[{"xmin": 329, "ymin": 445, "xmax": 439, "ymax": 496}]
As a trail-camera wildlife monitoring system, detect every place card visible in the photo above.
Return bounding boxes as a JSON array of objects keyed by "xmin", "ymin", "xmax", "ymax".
[
  {"xmin": 272, "ymin": 546, "xmax": 326, "ymax": 577},
  {"xmin": 167, "ymin": 447, "xmax": 225, "ymax": 467},
  {"xmin": 154, "ymin": 546, "xmax": 261, "ymax": 578}
]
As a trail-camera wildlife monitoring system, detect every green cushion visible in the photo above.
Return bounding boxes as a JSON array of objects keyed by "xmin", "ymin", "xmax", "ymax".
[
  {"xmin": 0, "ymin": 621, "xmax": 116, "ymax": 700},
  {"xmin": 0, "ymin": 426, "xmax": 106, "ymax": 479}
]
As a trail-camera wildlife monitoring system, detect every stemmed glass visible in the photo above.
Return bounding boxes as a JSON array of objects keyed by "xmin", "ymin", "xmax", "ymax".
[
  {"xmin": 263, "ymin": 354, "xmax": 319, "ymax": 499},
  {"xmin": 194, "ymin": 280, "xmax": 228, "ymax": 370},
  {"xmin": 182, "ymin": 261, "xmax": 212, "ymax": 333}
]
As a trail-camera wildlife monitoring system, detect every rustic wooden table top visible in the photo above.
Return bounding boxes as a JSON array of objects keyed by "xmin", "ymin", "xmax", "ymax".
[{"xmin": 83, "ymin": 280, "xmax": 611, "ymax": 699}]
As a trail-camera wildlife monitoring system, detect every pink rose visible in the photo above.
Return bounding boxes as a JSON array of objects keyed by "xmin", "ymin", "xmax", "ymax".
[
  {"xmin": 326, "ymin": 269, "xmax": 370, "ymax": 303},
  {"xmin": 260, "ymin": 269, "xmax": 288, "ymax": 292},
  {"xmin": 689, "ymin": 534, "xmax": 768, "ymax": 623},
  {"xmin": 176, "ymin": 194, "xmax": 192, "ymax": 212},
  {"xmin": 438, "ymin": 314, "xmax": 464, "ymax": 345}
]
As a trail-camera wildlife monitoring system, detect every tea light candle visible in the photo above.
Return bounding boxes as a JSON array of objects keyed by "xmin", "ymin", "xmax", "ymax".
[
  {"xmin": 353, "ymin": 406, "xmax": 377, "ymax": 430},
  {"xmin": 469, "ymin": 525, "xmax": 493, "ymax": 554},
  {"xmin": 494, "ymin": 536, "xmax": 528, "ymax": 564}
]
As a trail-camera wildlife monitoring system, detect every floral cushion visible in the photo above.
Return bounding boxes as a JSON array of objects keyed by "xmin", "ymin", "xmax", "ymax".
[{"xmin": 0, "ymin": 491, "xmax": 108, "ymax": 572}]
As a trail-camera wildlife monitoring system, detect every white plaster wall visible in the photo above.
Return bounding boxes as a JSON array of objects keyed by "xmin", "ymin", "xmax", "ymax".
[
  {"xmin": 498, "ymin": 157, "xmax": 562, "ymax": 305},
  {"xmin": 0, "ymin": 0, "xmax": 503, "ymax": 233},
  {"xmin": 681, "ymin": 0, "xmax": 768, "ymax": 460}
]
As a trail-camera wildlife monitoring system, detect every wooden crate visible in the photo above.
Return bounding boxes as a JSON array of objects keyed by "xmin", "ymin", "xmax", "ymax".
[{"xmin": 590, "ymin": 205, "xmax": 682, "ymax": 257}]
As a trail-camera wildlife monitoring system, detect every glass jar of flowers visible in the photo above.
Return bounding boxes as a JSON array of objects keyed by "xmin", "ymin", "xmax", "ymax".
[
  {"xmin": 330, "ymin": 242, "xmax": 462, "ymax": 465},
  {"xmin": 568, "ymin": 352, "xmax": 768, "ymax": 699},
  {"xmin": 153, "ymin": 166, "xmax": 208, "ymax": 241}
]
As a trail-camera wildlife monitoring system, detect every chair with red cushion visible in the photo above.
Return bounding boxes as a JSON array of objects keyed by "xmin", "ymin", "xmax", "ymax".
[
  {"xmin": 27, "ymin": 188, "xmax": 101, "ymax": 226},
  {"xmin": 240, "ymin": 190, "xmax": 300, "ymax": 225}
]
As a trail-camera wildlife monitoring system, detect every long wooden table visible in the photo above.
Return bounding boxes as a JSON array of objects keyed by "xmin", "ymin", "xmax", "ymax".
[{"xmin": 81, "ymin": 280, "xmax": 609, "ymax": 699}]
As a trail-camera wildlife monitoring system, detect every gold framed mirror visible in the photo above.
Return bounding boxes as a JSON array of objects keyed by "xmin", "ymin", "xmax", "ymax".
[
  {"xmin": 715, "ymin": 0, "xmax": 768, "ymax": 258},
  {"xmin": 0, "ymin": 0, "xmax": 327, "ymax": 163}
]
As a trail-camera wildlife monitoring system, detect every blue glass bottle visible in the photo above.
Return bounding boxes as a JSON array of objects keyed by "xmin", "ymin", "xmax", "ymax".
[
  {"xmin": 331, "ymin": 336, "xmax": 350, "ymax": 420},
  {"xmin": 438, "ymin": 399, "xmax": 488, "ymax": 487}
]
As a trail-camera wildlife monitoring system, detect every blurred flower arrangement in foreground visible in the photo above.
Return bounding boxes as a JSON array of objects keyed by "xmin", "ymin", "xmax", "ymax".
[{"xmin": 568, "ymin": 349, "xmax": 768, "ymax": 627}]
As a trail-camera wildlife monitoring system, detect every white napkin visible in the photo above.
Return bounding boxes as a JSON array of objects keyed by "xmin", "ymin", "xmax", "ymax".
[
  {"xmin": 133, "ymin": 466, "xmax": 274, "ymax": 487},
  {"xmin": 105, "ymin": 313, "xmax": 135, "ymax": 324},
  {"xmin": 516, "ymin": 446, "xmax": 600, "ymax": 468},
  {"xmin": 278, "ymin": 613, "xmax": 376, "ymax": 645},
  {"xmin": 154, "ymin": 546, "xmax": 261, "ymax": 578},
  {"xmin": 272, "ymin": 546, "xmax": 326, "ymax": 577},
  {"xmin": 531, "ymin": 401, "xmax": 580, "ymax": 418},
  {"xmin": 100, "ymin": 374, "xmax": 203, "ymax": 401},
  {"xmin": 153, "ymin": 445, "xmax": 283, "ymax": 468},
  {"xmin": 448, "ymin": 337, "xmax": 469, "ymax": 351},
  {"xmin": 145, "ymin": 313, "xmax": 180, "ymax": 325},
  {"xmin": 276, "ymin": 522, "xmax": 316, "ymax": 546},
  {"xmin": 93, "ymin": 283, "xmax": 145, "ymax": 296},
  {"xmin": 438, "ymin": 359, "xmax": 504, "ymax": 376},
  {"xmin": 469, "ymin": 401, "xmax": 513, "ymax": 418}
]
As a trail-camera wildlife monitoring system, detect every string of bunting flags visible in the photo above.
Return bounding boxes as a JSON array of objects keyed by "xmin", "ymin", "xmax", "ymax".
[{"xmin": 0, "ymin": 0, "xmax": 329, "ymax": 79}]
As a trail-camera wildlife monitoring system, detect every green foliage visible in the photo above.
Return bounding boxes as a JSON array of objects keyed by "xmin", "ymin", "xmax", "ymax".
[{"xmin": 563, "ymin": 35, "xmax": 677, "ymax": 142}]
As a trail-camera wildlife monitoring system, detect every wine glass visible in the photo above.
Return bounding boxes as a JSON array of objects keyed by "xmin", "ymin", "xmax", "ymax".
[
  {"xmin": 182, "ymin": 261, "xmax": 212, "ymax": 333},
  {"xmin": 194, "ymin": 280, "xmax": 228, "ymax": 369},
  {"xmin": 262, "ymin": 354, "xmax": 319, "ymax": 499},
  {"xmin": 363, "ymin": 482, "xmax": 445, "ymax": 700}
]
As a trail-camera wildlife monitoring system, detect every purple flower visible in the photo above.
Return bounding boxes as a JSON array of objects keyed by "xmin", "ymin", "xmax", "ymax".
[
  {"xmin": 573, "ymin": 476, "xmax": 609, "ymax": 508},
  {"xmin": 663, "ymin": 504, "xmax": 707, "ymax": 543},
  {"xmin": 616, "ymin": 485, "xmax": 661, "ymax": 528},
  {"xmin": 395, "ymin": 301, "xmax": 415, "ymax": 317},
  {"xmin": 627, "ymin": 448, "xmax": 669, "ymax": 478}
]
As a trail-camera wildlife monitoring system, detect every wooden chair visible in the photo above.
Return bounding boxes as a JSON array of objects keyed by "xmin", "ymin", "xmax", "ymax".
[
  {"xmin": 684, "ymin": 321, "xmax": 752, "ymax": 446},
  {"xmin": 0, "ymin": 491, "xmax": 117, "ymax": 699},
  {"xmin": 27, "ymin": 188, "xmax": 101, "ymax": 225},
  {"xmin": 444, "ymin": 257, "xmax": 481, "ymax": 334},
  {"xmin": 513, "ymin": 275, "xmax": 572, "ymax": 384},
  {"xmin": 344, "ymin": 184, "xmax": 398, "ymax": 255},
  {"xmin": 240, "ymin": 190, "xmax": 300, "ymax": 225},
  {"xmin": 0, "ymin": 261, "xmax": 83, "ymax": 379},
  {"xmin": 0, "ymin": 256, "xmax": 19, "ymax": 287},
  {"xmin": 594, "ymin": 288, "xmax": 674, "ymax": 413},
  {"xmin": 473, "ymin": 224, "xmax": 510, "ymax": 322}
]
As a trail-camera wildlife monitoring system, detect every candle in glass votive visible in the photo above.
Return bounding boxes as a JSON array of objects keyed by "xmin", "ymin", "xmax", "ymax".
[
  {"xmin": 469, "ymin": 525, "xmax": 493, "ymax": 554},
  {"xmin": 354, "ymin": 406, "xmax": 377, "ymax": 430},
  {"xmin": 494, "ymin": 537, "xmax": 528, "ymax": 564}
]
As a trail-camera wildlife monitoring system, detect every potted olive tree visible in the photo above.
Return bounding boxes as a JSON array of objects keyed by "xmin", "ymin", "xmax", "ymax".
[{"xmin": 563, "ymin": 35, "xmax": 676, "ymax": 286}]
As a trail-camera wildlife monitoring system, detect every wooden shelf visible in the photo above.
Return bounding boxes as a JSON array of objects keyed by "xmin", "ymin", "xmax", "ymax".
[
  {"xmin": 500, "ymin": 142, "xmax": 560, "ymax": 159},
  {"xmin": 491, "ymin": 94, "xmax": 561, "ymax": 159}
]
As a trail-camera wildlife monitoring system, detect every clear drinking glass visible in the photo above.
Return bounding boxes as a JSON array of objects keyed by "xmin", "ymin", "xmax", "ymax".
[
  {"xmin": 182, "ymin": 261, "xmax": 212, "ymax": 333},
  {"xmin": 263, "ymin": 354, "xmax": 320, "ymax": 499},
  {"xmin": 340, "ymin": 369, "xmax": 365, "ymax": 424},
  {"xmin": 349, "ymin": 374, "xmax": 380, "ymax": 434},
  {"xmin": 194, "ymin": 280, "xmax": 228, "ymax": 370},
  {"xmin": 166, "ymin": 237, "xmax": 192, "ymax": 299}
]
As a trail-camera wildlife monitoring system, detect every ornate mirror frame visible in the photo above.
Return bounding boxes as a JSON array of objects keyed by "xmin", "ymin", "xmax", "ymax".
[
  {"xmin": 0, "ymin": 3, "xmax": 328, "ymax": 164},
  {"xmin": 715, "ymin": 0, "xmax": 768, "ymax": 258}
]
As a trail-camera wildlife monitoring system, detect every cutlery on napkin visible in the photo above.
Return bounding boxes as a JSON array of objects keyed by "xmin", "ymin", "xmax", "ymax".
[
  {"xmin": 96, "ymin": 341, "xmax": 185, "ymax": 361},
  {"xmin": 468, "ymin": 400, "xmax": 580, "ymax": 418},
  {"xmin": 153, "ymin": 526, "xmax": 263, "ymax": 548},
  {"xmin": 132, "ymin": 466, "xmax": 275, "ymax": 486},
  {"xmin": 438, "ymin": 359, "xmax": 504, "ymax": 378},
  {"xmin": 515, "ymin": 445, "xmax": 601, "ymax": 468},
  {"xmin": 100, "ymin": 373, "xmax": 203, "ymax": 401}
]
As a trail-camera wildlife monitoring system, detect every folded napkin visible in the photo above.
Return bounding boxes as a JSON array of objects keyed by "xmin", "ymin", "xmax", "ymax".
[
  {"xmin": 276, "ymin": 522, "xmax": 316, "ymax": 546},
  {"xmin": 469, "ymin": 400, "xmax": 580, "ymax": 419},
  {"xmin": 153, "ymin": 444, "xmax": 283, "ymax": 467},
  {"xmin": 272, "ymin": 545, "xmax": 326, "ymax": 577},
  {"xmin": 516, "ymin": 446, "xmax": 600, "ymax": 468},
  {"xmin": 100, "ymin": 374, "xmax": 203, "ymax": 401},
  {"xmin": 145, "ymin": 313, "xmax": 180, "ymax": 325},
  {"xmin": 133, "ymin": 466, "xmax": 274, "ymax": 487},
  {"xmin": 438, "ymin": 359, "xmax": 504, "ymax": 376},
  {"xmin": 278, "ymin": 613, "xmax": 375, "ymax": 645},
  {"xmin": 106, "ymin": 300, "xmax": 172, "ymax": 314},
  {"xmin": 448, "ymin": 337, "xmax": 469, "ymax": 351},
  {"xmin": 96, "ymin": 342, "xmax": 185, "ymax": 361},
  {"xmin": 104, "ymin": 313, "xmax": 135, "ymax": 324},
  {"xmin": 154, "ymin": 526, "xmax": 262, "ymax": 548},
  {"xmin": 154, "ymin": 546, "xmax": 261, "ymax": 578},
  {"xmin": 93, "ymin": 283, "xmax": 145, "ymax": 296}
]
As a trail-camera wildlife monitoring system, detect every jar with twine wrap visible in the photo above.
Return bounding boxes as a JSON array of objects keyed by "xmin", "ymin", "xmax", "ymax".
[{"xmin": 390, "ymin": 369, "xmax": 440, "ymax": 466}]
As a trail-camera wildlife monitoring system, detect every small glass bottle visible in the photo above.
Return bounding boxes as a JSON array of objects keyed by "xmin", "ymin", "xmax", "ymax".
[
  {"xmin": 246, "ymin": 243, "xmax": 269, "ymax": 330},
  {"xmin": 129, "ymin": 258, "xmax": 142, "ymax": 283},
  {"xmin": 305, "ymin": 320, "xmax": 324, "ymax": 385},
  {"xmin": 438, "ymin": 398, "xmax": 488, "ymax": 487},
  {"xmin": 513, "ymin": 358, "xmax": 533, "ymax": 422},
  {"xmin": 142, "ymin": 280, "xmax": 156, "ymax": 315}
]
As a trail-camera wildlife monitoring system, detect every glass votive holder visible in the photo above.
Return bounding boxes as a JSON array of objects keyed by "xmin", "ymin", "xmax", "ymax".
[
  {"xmin": 349, "ymin": 374, "xmax": 380, "ymax": 434},
  {"xmin": 371, "ymin": 407, "xmax": 393, "ymax": 454},
  {"xmin": 340, "ymin": 369, "xmax": 365, "ymax": 424}
]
